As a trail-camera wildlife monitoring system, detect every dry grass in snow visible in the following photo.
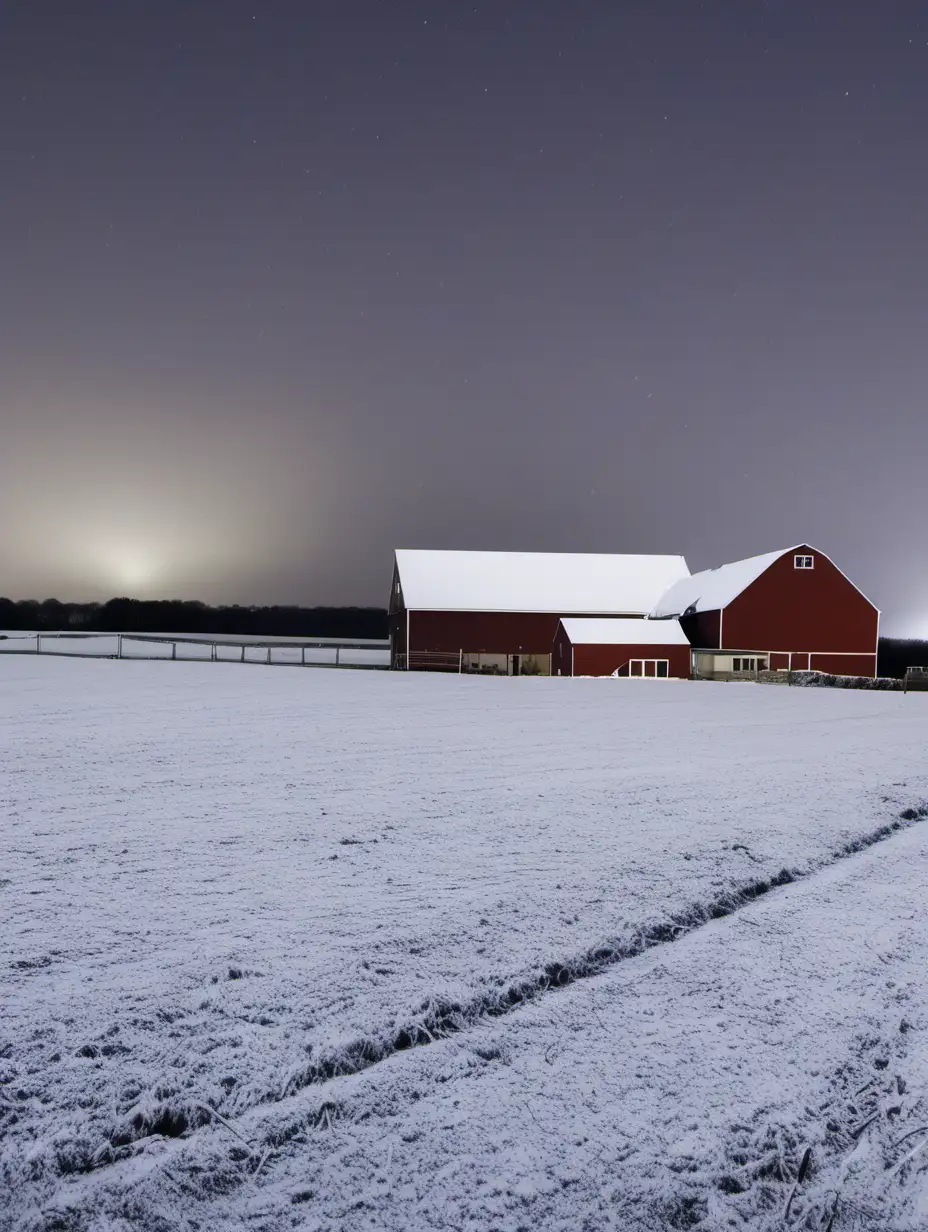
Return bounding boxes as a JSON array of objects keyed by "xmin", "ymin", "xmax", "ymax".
[{"xmin": 1, "ymin": 658, "xmax": 927, "ymax": 1230}]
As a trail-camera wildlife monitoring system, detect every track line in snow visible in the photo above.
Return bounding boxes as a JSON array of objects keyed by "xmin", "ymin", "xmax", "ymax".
[{"xmin": 111, "ymin": 804, "xmax": 928, "ymax": 1160}]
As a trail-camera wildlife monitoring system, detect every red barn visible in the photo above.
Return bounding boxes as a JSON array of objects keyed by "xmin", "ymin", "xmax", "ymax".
[
  {"xmin": 650, "ymin": 544, "xmax": 879, "ymax": 678},
  {"xmin": 553, "ymin": 618, "xmax": 692, "ymax": 678},
  {"xmin": 390, "ymin": 549, "xmax": 691, "ymax": 673}
]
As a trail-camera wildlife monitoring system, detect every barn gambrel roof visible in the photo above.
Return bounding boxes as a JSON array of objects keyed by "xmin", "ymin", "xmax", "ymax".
[
  {"xmin": 650, "ymin": 544, "xmax": 879, "ymax": 618},
  {"xmin": 650, "ymin": 548, "xmax": 792, "ymax": 618},
  {"xmin": 394, "ymin": 550, "xmax": 690, "ymax": 615}
]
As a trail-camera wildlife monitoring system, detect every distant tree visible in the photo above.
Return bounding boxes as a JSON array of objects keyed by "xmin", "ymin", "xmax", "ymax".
[
  {"xmin": 878, "ymin": 638, "xmax": 928, "ymax": 678},
  {"xmin": 2, "ymin": 599, "xmax": 41, "ymax": 630},
  {"xmin": 1, "ymin": 596, "xmax": 388, "ymax": 639},
  {"xmin": 39, "ymin": 599, "xmax": 67, "ymax": 630}
]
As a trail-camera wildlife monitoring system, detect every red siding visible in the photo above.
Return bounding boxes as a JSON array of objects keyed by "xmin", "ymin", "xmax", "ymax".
[
  {"xmin": 552, "ymin": 623, "xmax": 572, "ymax": 675},
  {"xmin": 409, "ymin": 610, "xmax": 638, "ymax": 656},
  {"xmin": 810, "ymin": 653, "xmax": 877, "ymax": 676},
  {"xmin": 389, "ymin": 611, "xmax": 406, "ymax": 668},
  {"xmin": 569, "ymin": 643, "xmax": 691, "ymax": 678},
  {"xmin": 722, "ymin": 545, "xmax": 878, "ymax": 659}
]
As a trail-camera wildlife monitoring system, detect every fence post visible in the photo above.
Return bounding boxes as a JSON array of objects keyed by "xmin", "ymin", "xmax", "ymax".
[
  {"xmin": 117, "ymin": 634, "xmax": 123, "ymax": 659},
  {"xmin": 241, "ymin": 645, "xmax": 245, "ymax": 663},
  {"xmin": 36, "ymin": 633, "xmax": 42, "ymax": 655},
  {"xmin": 335, "ymin": 647, "xmax": 340, "ymax": 667},
  {"xmin": 266, "ymin": 646, "xmax": 271, "ymax": 665},
  {"xmin": 172, "ymin": 642, "xmax": 177, "ymax": 661},
  {"xmin": 459, "ymin": 649, "xmax": 463, "ymax": 674},
  {"xmin": 301, "ymin": 646, "xmax": 305, "ymax": 666}
]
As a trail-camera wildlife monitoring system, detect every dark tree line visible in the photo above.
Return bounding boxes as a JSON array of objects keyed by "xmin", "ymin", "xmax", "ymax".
[
  {"xmin": 877, "ymin": 638, "xmax": 928, "ymax": 679},
  {"xmin": 0, "ymin": 598, "xmax": 389, "ymax": 640}
]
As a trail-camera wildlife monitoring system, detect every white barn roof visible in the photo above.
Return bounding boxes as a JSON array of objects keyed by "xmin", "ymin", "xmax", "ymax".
[
  {"xmin": 651, "ymin": 547, "xmax": 794, "ymax": 618},
  {"xmin": 559, "ymin": 617, "xmax": 690, "ymax": 646},
  {"xmin": 395, "ymin": 550, "xmax": 690, "ymax": 615}
]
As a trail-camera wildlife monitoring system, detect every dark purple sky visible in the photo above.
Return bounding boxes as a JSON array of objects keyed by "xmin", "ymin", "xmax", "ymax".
[{"xmin": 2, "ymin": 2, "xmax": 926, "ymax": 633}]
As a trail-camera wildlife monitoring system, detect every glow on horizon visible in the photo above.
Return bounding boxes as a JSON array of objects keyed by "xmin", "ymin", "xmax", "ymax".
[{"xmin": 105, "ymin": 554, "xmax": 160, "ymax": 596}]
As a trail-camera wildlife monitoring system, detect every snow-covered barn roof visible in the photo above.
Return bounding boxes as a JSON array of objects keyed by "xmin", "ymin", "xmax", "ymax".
[
  {"xmin": 394, "ymin": 550, "xmax": 690, "ymax": 615},
  {"xmin": 558, "ymin": 617, "xmax": 690, "ymax": 646},
  {"xmin": 650, "ymin": 547, "xmax": 795, "ymax": 617}
]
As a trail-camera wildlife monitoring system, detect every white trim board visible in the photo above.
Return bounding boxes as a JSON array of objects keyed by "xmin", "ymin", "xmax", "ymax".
[{"xmin": 691, "ymin": 648, "xmax": 877, "ymax": 657}]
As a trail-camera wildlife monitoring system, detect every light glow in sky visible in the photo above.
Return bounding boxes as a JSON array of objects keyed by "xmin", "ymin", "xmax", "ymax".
[{"xmin": 2, "ymin": 2, "xmax": 927, "ymax": 634}]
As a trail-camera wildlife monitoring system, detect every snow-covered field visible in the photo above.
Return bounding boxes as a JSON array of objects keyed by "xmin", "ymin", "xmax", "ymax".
[{"xmin": 2, "ymin": 658, "xmax": 928, "ymax": 1231}]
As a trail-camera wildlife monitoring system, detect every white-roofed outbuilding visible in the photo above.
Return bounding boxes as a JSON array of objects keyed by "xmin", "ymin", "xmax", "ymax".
[
  {"xmin": 553, "ymin": 617, "xmax": 692, "ymax": 679},
  {"xmin": 389, "ymin": 549, "xmax": 690, "ymax": 673}
]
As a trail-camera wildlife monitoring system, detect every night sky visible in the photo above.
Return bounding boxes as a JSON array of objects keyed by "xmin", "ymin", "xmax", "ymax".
[{"xmin": 2, "ymin": 2, "xmax": 926, "ymax": 633}]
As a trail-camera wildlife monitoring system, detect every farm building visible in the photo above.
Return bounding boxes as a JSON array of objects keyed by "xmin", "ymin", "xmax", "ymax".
[
  {"xmin": 650, "ymin": 544, "xmax": 879, "ymax": 678},
  {"xmin": 553, "ymin": 618, "xmax": 692, "ymax": 678},
  {"xmin": 389, "ymin": 550, "xmax": 690, "ymax": 673}
]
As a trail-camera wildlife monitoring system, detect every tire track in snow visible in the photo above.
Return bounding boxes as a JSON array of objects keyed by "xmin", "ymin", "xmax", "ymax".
[{"xmin": 112, "ymin": 805, "xmax": 928, "ymax": 1159}]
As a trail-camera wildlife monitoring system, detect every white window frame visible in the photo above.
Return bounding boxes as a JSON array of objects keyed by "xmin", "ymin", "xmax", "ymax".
[
  {"xmin": 794, "ymin": 554, "xmax": 814, "ymax": 569},
  {"xmin": 628, "ymin": 659, "xmax": 670, "ymax": 678},
  {"xmin": 732, "ymin": 657, "xmax": 768, "ymax": 673}
]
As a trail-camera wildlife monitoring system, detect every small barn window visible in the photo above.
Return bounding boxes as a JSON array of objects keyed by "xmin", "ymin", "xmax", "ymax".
[
  {"xmin": 794, "ymin": 554, "xmax": 814, "ymax": 569},
  {"xmin": 733, "ymin": 657, "xmax": 768, "ymax": 673}
]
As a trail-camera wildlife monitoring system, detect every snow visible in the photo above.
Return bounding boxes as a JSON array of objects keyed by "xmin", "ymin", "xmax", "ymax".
[
  {"xmin": 394, "ymin": 549, "xmax": 690, "ymax": 613},
  {"xmin": 2, "ymin": 657, "xmax": 928, "ymax": 1230},
  {"xmin": 651, "ymin": 547, "xmax": 795, "ymax": 616},
  {"xmin": 233, "ymin": 819, "xmax": 928, "ymax": 1232},
  {"xmin": 558, "ymin": 616, "xmax": 690, "ymax": 645}
]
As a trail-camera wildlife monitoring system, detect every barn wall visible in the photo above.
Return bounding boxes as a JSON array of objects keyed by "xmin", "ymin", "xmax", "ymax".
[
  {"xmin": 810, "ymin": 653, "xmax": 878, "ymax": 676},
  {"xmin": 723, "ymin": 545, "xmax": 878, "ymax": 660},
  {"xmin": 552, "ymin": 624, "xmax": 572, "ymax": 676},
  {"xmin": 409, "ymin": 610, "xmax": 639, "ymax": 657},
  {"xmin": 571, "ymin": 643, "xmax": 691, "ymax": 678},
  {"xmin": 679, "ymin": 609, "xmax": 721, "ymax": 649},
  {"xmin": 389, "ymin": 611, "xmax": 406, "ymax": 668}
]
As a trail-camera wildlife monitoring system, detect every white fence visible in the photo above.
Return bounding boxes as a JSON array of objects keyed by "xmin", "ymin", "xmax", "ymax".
[{"xmin": 0, "ymin": 632, "xmax": 390, "ymax": 670}]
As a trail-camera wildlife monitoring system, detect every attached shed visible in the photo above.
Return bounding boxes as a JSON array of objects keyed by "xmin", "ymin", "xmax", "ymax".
[
  {"xmin": 650, "ymin": 543, "xmax": 879, "ymax": 678},
  {"xmin": 554, "ymin": 618, "xmax": 692, "ymax": 678},
  {"xmin": 390, "ymin": 549, "xmax": 690, "ymax": 673}
]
